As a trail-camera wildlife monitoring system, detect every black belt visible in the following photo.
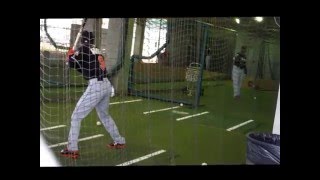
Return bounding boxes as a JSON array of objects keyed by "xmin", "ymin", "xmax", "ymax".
[
  {"xmin": 234, "ymin": 64, "xmax": 245, "ymax": 69},
  {"xmin": 89, "ymin": 77, "xmax": 104, "ymax": 81}
]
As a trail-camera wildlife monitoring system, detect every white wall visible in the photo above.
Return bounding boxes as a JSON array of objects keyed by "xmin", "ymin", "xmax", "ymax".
[
  {"xmin": 103, "ymin": 18, "xmax": 123, "ymax": 72},
  {"xmin": 273, "ymin": 85, "xmax": 280, "ymax": 135},
  {"xmin": 40, "ymin": 134, "xmax": 60, "ymax": 167}
]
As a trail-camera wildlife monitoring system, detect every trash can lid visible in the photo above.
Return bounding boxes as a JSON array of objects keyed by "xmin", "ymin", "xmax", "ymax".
[{"xmin": 247, "ymin": 132, "xmax": 280, "ymax": 146}]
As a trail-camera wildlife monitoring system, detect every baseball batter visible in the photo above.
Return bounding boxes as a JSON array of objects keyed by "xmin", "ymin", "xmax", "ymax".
[
  {"xmin": 232, "ymin": 46, "xmax": 248, "ymax": 99},
  {"xmin": 60, "ymin": 31, "xmax": 125, "ymax": 159}
]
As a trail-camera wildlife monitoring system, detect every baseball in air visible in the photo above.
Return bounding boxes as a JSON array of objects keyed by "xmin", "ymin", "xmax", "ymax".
[
  {"xmin": 96, "ymin": 121, "xmax": 101, "ymax": 126},
  {"xmin": 201, "ymin": 162, "xmax": 207, "ymax": 166},
  {"xmin": 180, "ymin": 103, "xmax": 183, "ymax": 107},
  {"xmin": 254, "ymin": 97, "xmax": 257, "ymax": 100}
]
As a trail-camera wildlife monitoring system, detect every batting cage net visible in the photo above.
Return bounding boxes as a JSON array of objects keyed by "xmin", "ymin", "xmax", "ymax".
[
  {"xmin": 128, "ymin": 18, "xmax": 237, "ymax": 107},
  {"xmin": 40, "ymin": 18, "xmax": 280, "ymax": 166},
  {"xmin": 40, "ymin": 19, "xmax": 128, "ymax": 166}
]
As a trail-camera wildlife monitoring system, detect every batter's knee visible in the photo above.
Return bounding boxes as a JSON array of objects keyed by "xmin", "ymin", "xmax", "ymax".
[{"xmin": 71, "ymin": 112, "xmax": 83, "ymax": 122}]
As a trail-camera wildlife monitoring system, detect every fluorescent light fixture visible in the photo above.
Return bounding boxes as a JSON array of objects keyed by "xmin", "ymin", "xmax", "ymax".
[
  {"xmin": 254, "ymin": 17, "xmax": 263, "ymax": 22},
  {"xmin": 235, "ymin": 18, "xmax": 240, "ymax": 24}
]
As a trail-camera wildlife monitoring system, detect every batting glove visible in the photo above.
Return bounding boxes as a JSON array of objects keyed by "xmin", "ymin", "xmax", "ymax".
[
  {"xmin": 66, "ymin": 48, "xmax": 75, "ymax": 62},
  {"xmin": 111, "ymin": 86, "xmax": 115, "ymax": 97}
]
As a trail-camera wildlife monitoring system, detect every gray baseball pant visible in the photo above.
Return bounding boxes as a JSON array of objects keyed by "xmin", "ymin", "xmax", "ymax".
[{"xmin": 67, "ymin": 78, "xmax": 125, "ymax": 151}]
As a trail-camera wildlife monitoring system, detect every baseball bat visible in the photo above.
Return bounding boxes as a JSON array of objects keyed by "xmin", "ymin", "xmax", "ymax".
[
  {"xmin": 66, "ymin": 18, "xmax": 87, "ymax": 66},
  {"xmin": 72, "ymin": 18, "xmax": 88, "ymax": 50}
]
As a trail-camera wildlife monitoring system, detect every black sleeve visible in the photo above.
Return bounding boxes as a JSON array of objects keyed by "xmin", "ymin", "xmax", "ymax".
[
  {"xmin": 68, "ymin": 46, "xmax": 90, "ymax": 70},
  {"xmin": 68, "ymin": 56, "xmax": 81, "ymax": 69},
  {"xmin": 243, "ymin": 55, "xmax": 247, "ymax": 74},
  {"xmin": 106, "ymin": 73, "xmax": 111, "ymax": 80},
  {"xmin": 107, "ymin": 77, "xmax": 112, "ymax": 86},
  {"xmin": 234, "ymin": 54, "xmax": 240, "ymax": 62}
]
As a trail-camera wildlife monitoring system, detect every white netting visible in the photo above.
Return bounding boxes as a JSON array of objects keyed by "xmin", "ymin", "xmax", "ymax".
[
  {"xmin": 40, "ymin": 18, "xmax": 280, "ymax": 166},
  {"xmin": 40, "ymin": 18, "xmax": 128, "ymax": 166},
  {"xmin": 185, "ymin": 62, "xmax": 201, "ymax": 96},
  {"xmin": 185, "ymin": 63, "xmax": 201, "ymax": 82}
]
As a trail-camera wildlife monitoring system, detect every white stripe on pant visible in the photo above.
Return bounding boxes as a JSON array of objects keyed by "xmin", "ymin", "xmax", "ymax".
[
  {"xmin": 67, "ymin": 78, "xmax": 125, "ymax": 151},
  {"xmin": 232, "ymin": 65, "xmax": 246, "ymax": 97}
]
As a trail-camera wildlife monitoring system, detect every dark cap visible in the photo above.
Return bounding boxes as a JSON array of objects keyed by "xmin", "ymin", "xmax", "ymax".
[{"xmin": 81, "ymin": 31, "xmax": 95, "ymax": 45}]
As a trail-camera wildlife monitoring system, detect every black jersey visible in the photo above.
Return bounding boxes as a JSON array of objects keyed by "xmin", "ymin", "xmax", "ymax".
[
  {"xmin": 68, "ymin": 45, "xmax": 107, "ymax": 81},
  {"xmin": 233, "ymin": 52, "xmax": 247, "ymax": 74}
]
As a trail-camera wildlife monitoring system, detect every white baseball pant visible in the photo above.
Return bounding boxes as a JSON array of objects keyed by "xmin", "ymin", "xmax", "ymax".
[
  {"xmin": 67, "ymin": 78, "xmax": 125, "ymax": 151},
  {"xmin": 232, "ymin": 65, "xmax": 246, "ymax": 97}
]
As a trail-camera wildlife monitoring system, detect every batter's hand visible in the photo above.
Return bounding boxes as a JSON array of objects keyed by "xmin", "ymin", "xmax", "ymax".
[
  {"xmin": 111, "ymin": 86, "xmax": 115, "ymax": 97},
  {"xmin": 66, "ymin": 48, "xmax": 75, "ymax": 62}
]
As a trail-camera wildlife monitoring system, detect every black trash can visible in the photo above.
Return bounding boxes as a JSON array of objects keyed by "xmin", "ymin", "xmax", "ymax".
[{"xmin": 246, "ymin": 132, "xmax": 280, "ymax": 165}]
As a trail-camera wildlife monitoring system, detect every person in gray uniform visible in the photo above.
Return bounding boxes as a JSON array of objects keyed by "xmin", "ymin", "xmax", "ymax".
[
  {"xmin": 60, "ymin": 31, "xmax": 125, "ymax": 159},
  {"xmin": 232, "ymin": 46, "xmax": 248, "ymax": 99}
]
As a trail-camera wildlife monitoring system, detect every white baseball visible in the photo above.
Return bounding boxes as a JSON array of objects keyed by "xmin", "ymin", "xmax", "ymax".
[
  {"xmin": 201, "ymin": 162, "xmax": 207, "ymax": 166},
  {"xmin": 180, "ymin": 103, "xmax": 183, "ymax": 107},
  {"xmin": 96, "ymin": 121, "xmax": 101, "ymax": 126}
]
